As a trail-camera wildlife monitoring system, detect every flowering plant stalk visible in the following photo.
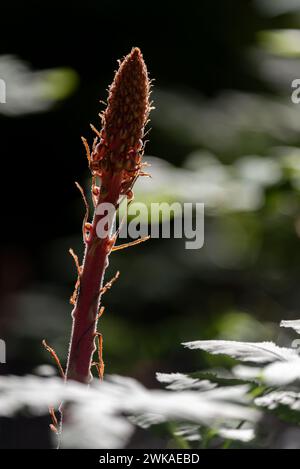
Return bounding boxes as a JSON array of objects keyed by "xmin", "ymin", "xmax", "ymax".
[{"xmin": 64, "ymin": 48, "xmax": 151, "ymax": 384}]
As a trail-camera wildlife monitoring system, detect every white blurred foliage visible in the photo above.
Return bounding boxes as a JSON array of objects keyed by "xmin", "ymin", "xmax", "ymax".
[
  {"xmin": 174, "ymin": 423, "xmax": 255, "ymax": 443},
  {"xmin": 34, "ymin": 364, "xmax": 57, "ymax": 377},
  {"xmin": 153, "ymin": 89, "xmax": 300, "ymax": 152},
  {"xmin": 184, "ymin": 319, "xmax": 300, "ymax": 387},
  {"xmin": 280, "ymin": 319, "xmax": 300, "ymax": 335},
  {"xmin": 250, "ymin": 46, "xmax": 300, "ymax": 93},
  {"xmin": 233, "ymin": 365, "xmax": 262, "ymax": 382},
  {"xmin": 262, "ymin": 359, "xmax": 300, "ymax": 386},
  {"xmin": 0, "ymin": 55, "xmax": 77, "ymax": 115},
  {"xmin": 0, "ymin": 374, "xmax": 260, "ymax": 449},
  {"xmin": 234, "ymin": 359, "xmax": 300, "ymax": 386},
  {"xmin": 234, "ymin": 156, "xmax": 281, "ymax": 186},
  {"xmin": 255, "ymin": 391, "xmax": 300, "ymax": 411},
  {"xmin": 217, "ymin": 427, "xmax": 255, "ymax": 443},
  {"xmin": 177, "ymin": 317, "xmax": 300, "ymax": 445},
  {"xmin": 174, "ymin": 424, "xmax": 202, "ymax": 442},
  {"xmin": 135, "ymin": 149, "xmax": 299, "ymax": 216},
  {"xmin": 185, "ymin": 316, "xmax": 300, "ymax": 427},
  {"xmin": 3, "ymin": 318, "xmax": 300, "ymax": 448},
  {"xmin": 182, "ymin": 340, "xmax": 298, "ymax": 363},
  {"xmin": 135, "ymin": 155, "xmax": 265, "ymax": 213},
  {"xmin": 156, "ymin": 372, "xmax": 216, "ymax": 391}
]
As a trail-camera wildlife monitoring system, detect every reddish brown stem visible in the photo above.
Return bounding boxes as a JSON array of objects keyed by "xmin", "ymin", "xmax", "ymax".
[{"xmin": 65, "ymin": 173, "xmax": 122, "ymax": 383}]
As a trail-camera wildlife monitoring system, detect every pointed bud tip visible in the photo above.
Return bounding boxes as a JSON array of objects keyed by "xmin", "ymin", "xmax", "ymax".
[
  {"xmin": 130, "ymin": 47, "xmax": 142, "ymax": 59},
  {"xmin": 123, "ymin": 47, "xmax": 146, "ymax": 72}
]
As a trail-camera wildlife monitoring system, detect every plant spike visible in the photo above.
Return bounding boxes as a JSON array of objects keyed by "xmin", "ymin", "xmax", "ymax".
[{"xmin": 65, "ymin": 48, "xmax": 151, "ymax": 384}]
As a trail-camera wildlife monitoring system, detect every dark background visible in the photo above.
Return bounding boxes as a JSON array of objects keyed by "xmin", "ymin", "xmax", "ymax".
[{"xmin": 1, "ymin": 0, "xmax": 300, "ymax": 448}]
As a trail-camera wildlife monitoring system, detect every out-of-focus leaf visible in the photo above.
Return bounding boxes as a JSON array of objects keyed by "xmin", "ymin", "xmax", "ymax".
[
  {"xmin": 0, "ymin": 374, "xmax": 260, "ymax": 449},
  {"xmin": 262, "ymin": 359, "xmax": 300, "ymax": 385},
  {"xmin": 182, "ymin": 340, "xmax": 298, "ymax": 363},
  {"xmin": 217, "ymin": 427, "xmax": 255, "ymax": 442},
  {"xmin": 258, "ymin": 30, "xmax": 300, "ymax": 58},
  {"xmin": 255, "ymin": 391, "xmax": 300, "ymax": 424},
  {"xmin": 280, "ymin": 319, "xmax": 300, "ymax": 334},
  {"xmin": 0, "ymin": 55, "xmax": 78, "ymax": 115},
  {"xmin": 156, "ymin": 372, "xmax": 216, "ymax": 391}
]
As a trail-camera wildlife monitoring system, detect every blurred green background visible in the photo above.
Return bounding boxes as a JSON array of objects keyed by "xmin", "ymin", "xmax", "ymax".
[{"xmin": 1, "ymin": 0, "xmax": 300, "ymax": 447}]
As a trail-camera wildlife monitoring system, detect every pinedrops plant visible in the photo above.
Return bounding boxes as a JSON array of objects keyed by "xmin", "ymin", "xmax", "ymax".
[
  {"xmin": 44, "ymin": 48, "xmax": 151, "ymax": 402},
  {"xmin": 65, "ymin": 48, "xmax": 151, "ymax": 384}
]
